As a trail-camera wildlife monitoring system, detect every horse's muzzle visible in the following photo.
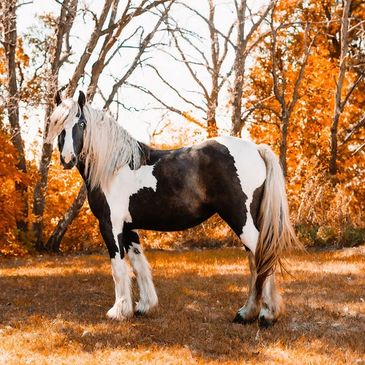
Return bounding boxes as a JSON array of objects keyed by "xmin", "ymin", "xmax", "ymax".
[{"xmin": 60, "ymin": 155, "xmax": 77, "ymax": 169}]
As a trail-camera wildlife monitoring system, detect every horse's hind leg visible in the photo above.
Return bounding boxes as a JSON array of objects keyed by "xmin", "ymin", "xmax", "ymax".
[
  {"xmin": 124, "ymin": 230, "xmax": 158, "ymax": 315},
  {"xmin": 233, "ymin": 251, "xmax": 261, "ymax": 324},
  {"xmin": 234, "ymin": 223, "xmax": 280, "ymax": 327},
  {"xmin": 258, "ymin": 272, "xmax": 283, "ymax": 328}
]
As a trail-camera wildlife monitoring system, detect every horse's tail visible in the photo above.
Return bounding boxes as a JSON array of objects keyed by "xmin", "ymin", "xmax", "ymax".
[{"xmin": 255, "ymin": 144, "xmax": 301, "ymax": 283}]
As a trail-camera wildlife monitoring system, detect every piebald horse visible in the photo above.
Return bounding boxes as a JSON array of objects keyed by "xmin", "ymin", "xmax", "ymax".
[{"xmin": 47, "ymin": 91, "xmax": 299, "ymax": 328}]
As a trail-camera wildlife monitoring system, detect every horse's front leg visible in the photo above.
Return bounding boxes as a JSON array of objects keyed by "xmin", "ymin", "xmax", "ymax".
[
  {"xmin": 123, "ymin": 229, "xmax": 158, "ymax": 315},
  {"xmin": 99, "ymin": 220, "xmax": 133, "ymax": 320}
]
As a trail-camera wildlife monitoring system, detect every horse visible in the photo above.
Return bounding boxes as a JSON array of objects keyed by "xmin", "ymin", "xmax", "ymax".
[{"xmin": 47, "ymin": 91, "xmax": 299, "ymax": 328}]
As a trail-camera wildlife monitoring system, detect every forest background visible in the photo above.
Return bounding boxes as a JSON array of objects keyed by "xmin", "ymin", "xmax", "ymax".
[{"xmin": 0, "ymin": 0, "xmax": 364, "ymax": 256}]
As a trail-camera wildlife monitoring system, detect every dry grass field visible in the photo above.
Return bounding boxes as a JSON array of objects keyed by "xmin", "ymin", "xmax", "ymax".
[{"xmin": 0, "ymin": 247, "xmax": 364, "ymax": 365}]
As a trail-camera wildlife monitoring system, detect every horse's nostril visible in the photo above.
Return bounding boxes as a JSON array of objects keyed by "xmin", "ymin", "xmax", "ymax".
[{"xmin": 71, "ymin": 156, "xmax": 76, "ymax": 164}]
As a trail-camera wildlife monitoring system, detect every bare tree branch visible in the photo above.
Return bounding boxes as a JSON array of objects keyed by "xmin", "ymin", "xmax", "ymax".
[
  {"xmin": 341, "ymin": 114, "xmax": 365, "ymax": 146},
  {"xmin": 67, "ymin": 0, "xmax": 114, "ymax": 96},
  {"xmin": 104, "ymin": 2, "xmax": 175, "ymax": 108},
  {"xmin": 146, "ymin": 64, "xmax": 206, "ymax": 113},
  {"xmin": 126, "ymin": 82, "xmax": 206, "ymax": 130}
]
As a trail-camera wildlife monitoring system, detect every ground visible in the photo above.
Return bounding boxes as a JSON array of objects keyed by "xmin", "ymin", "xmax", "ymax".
[{"xmin": 0, "ymin": 247, "xmax": 364, "ymax": 365}]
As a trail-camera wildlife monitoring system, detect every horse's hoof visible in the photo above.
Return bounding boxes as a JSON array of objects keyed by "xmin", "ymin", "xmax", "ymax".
[
  {"xmin": 258, "ymin": 315, "xmax": 276, "ymax": 329},
  {"xmin": 233, "ymin": 313, "xmax": 256, "ymax": 325},
  {"xmin": 134, "ymin": 310, "xmax": 144, "ymax": 317}
]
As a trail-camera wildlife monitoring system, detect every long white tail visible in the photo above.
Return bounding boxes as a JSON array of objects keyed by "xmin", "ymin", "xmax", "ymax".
[{"xmin": 255, "ymin": 144, "xmax": 301, "ymax": 279}]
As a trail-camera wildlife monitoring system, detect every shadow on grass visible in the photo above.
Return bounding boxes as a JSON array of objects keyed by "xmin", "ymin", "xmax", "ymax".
[{"xmin": 0, "ymin": 251, "xmax": 364, "ymax": 363}]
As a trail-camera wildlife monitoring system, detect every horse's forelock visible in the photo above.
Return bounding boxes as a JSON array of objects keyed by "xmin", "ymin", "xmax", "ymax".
[{"xmin": 46, "ymin": 99, "xmax": 78, "ymax": 144}]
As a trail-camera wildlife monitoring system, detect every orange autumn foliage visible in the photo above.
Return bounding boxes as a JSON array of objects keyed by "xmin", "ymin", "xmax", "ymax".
[
  {"xmin": 246, "ymin": 0, "xmax": 365, "ymax": 242},
  {"xmin": 0, "ymin": 128, "xmax": 29, "ymax": 256}
]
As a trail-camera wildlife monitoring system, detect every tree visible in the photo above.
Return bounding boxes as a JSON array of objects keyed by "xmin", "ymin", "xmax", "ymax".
[
  {"xmin": 246, "ymin": 0, "xmax": 365, "ymax": 229},
  {"xmin": 126, "ymin": 0, "xmax": 235, "ymax": 137},
  {"xmin": 32, "ymin": 0, "xmax": 78, "ymax": 250},
  {"xmin": 44, "ymin": 0, "xmax": 176, "ymax": 252},
  {"xmin": 246, "ymin": 2, "xmax": 315, "ymax": 176},
  {"xmin": 230, "ymin": 0, "xmax": 273, "ymax": 136}
]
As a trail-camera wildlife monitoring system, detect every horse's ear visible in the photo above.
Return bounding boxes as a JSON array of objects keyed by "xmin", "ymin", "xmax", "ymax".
[
  {"xmin": 55, "ymin": 91, "xmax": 62, "ymax": 106},
  {"xmin": 78, "ymin": 91, "xmax": 86, "ymax": 109}
]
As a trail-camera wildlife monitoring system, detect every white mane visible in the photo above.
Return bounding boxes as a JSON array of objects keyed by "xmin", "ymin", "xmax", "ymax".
[{"xmin": 48, "ymin": 99, "xmax": 142, "ymax": 190}]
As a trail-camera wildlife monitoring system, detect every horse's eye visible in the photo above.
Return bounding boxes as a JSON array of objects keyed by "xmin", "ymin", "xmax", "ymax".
[{"xmin": 79, "ymin": 121, "xmax": 85, "ymax": 129}]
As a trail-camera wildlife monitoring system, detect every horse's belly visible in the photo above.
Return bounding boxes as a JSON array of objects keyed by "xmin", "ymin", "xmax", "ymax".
[
  {"xmin": 130, "ymin": 209, "xmax": 214, "ymax": 231},
  {"xmin": 128, "ymin": 191, "xmax": 214, "ymax": 231}
]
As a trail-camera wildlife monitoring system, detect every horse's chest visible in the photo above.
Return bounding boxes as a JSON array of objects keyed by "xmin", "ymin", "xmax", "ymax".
[{"xmin": 103, "ymin": 165, "xmax": 157, "ymax": 223}]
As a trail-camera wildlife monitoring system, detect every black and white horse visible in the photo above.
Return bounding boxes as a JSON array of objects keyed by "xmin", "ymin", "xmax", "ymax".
[{"xmin": 48, "ymin": 91, "xmax": 299, "ymax": 327}]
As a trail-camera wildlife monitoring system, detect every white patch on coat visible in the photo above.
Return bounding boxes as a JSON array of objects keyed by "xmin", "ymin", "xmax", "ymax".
[
  {"xmin": 107, "ymin": 255, "xmax": 133, "ymax": 320},
  {"xmin": 61, "ymin": 125, "xmax": 76, "ymax": 164},
  {"xmin": 214, "ymin": 136, "xmax": 266, "ymax": 253},
  {"xmin": 128, "ymin": 242, "xmax": 158, "ymax": 313},
  {"xmin": 104, "ymin": 164, "xmax": 158, "ymax": 224}
]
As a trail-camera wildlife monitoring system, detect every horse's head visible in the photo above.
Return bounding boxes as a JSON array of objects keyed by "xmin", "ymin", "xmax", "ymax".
[{"xmin": 54, "ymin": 91, "xmax": 87, "ymax": 169}]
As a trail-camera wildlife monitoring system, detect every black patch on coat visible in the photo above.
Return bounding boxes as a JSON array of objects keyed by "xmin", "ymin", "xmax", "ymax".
[
  {"xmin": 128, "ymin": 141, "xmax": 248, "ymax": 237},
  {"xmin": 72, "ymin": 120, "xmax": 85, "ymax": 156},
  {"xmin": 122, "ymin": 229, "xmax": 140, "ymax": 253},
  {"xmin": 78, "ymin": 162, "xmax": 119, "ymax": 259},
  {"xmin": 250, "ymin": 182, "xmax": 265, "ymax": 231},
  {"xmin": 58, "ymin": 130, "xmax": 65, "ymax": 151}
]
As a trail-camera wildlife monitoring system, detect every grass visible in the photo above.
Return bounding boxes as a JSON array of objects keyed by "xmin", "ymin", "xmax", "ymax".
[{"xmin": 0, "ymin": 247, "xmax": 364, "ymax": 364}]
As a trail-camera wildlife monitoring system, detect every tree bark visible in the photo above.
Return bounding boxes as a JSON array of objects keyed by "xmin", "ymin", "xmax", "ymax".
[
  {"xmin": 279, "ymin": 115, "xmax": 289, "ymax": 177},
  {"xmin": 231, "ymin": 0, "xmax": 246, "ymax": 136},
  {"xmin": 2, "ymin": 0, "xmax": 29, "ymax": 236}
]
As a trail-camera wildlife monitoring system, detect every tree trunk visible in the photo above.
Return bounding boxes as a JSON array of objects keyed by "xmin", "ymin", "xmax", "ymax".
[
  {"xmin": 3, "ymin": 0, "xmax": 29, "ymax": 236},
  {"xmin": 46, "ymin": 184, "xmax": 87, "ymax": 252},
  {"xmin": 32, "ymin": 138, "xmax": 53, "ymax": 250},
  {"xmin": 231, "ymin": 0, "xmax": 247, "ymax": 136},
  {"xmin": 207, "ymin": 116, "xmax": 218, "ymax": 138},
  {"xmin": 329, "ymin": 113, "xmax": 340, "ymax": 175},
  {"xmin": 206, "ymin": 91, "xmax": 218, "ymax": 138},
  {"xmin": 279, "ymin": 115, "xmax": 289, "ymax": 177},
  {"xmin": 329, "ymin": 0, "xmax": 351, "ymax": 176}
]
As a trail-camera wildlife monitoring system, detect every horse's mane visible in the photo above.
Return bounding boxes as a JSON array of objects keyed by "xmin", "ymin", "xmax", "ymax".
[{"xmin": 48, "ymin": 99, "xmax": 142, "ymax": 190}]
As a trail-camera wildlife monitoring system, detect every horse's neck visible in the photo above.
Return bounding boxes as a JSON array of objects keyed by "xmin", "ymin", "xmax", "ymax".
[
  {"xmin": 139, "ymin": 143, "xmax": 181, "ymax": 165},
  {"xmin": 77, "ymin": 142, "xmax": 178, "ymax": 190}
]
